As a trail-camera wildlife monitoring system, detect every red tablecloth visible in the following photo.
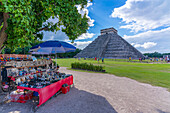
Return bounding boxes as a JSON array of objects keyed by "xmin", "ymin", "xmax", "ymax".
[{"xmin": 17, "ymin": 75, "xmax": 73, "ymax": 107}]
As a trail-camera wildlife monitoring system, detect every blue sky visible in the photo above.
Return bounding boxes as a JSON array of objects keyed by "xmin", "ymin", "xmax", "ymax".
[{"xmin": 43, "ymin": 0, "xmax": 170, "ymax": 53}]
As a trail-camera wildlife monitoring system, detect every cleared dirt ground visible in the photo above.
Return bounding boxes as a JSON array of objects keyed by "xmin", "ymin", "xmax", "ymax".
[{"xmin": 0, "ymin": 67, "xmax": 170, "ymax": 113}]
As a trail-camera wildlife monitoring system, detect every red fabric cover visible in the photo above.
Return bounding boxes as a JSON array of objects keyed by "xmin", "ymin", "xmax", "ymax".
[
  {"xmin": 17, "ymin": 75, "xmax": 73, "ymax": 107},
  {"xmin": 19, "ymin": 92, "xmax": 33, "ymax": 100},
  {"xmin": 10, "ymin": 92, "xmax": 33, "ymax": 103},
  {"xmin": 29, "ymin": 76, "xmax": 34, "ymax": 79},
  {"xmin": 8, "ymin": 76, "xmax": 15, "ymax": 81}
]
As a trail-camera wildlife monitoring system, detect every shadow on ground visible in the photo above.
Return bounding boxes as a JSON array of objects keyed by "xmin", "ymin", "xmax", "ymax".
[
  {"xmin": 37, "ymin": 87, "xmax": 117, "ymax": 113},
  {"xmin": 0, "ymin": 87, "xmax": 117, "ymax": 113},
  {"xmin": 0, "ymin": 96, "xmax": 35, "ymax": 113},
  {"xmin": 157, "ymin": 109, "xmax": 170, "ymax": 113}
]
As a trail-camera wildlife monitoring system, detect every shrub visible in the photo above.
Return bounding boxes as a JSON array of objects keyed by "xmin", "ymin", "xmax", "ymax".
[
  {"xmin": 52, "ymin": 60, "xmax": 59, "ymax": 67},
  {"xmin": 71, "ymin": 62, "xmax": 104, "ymax": 72}
]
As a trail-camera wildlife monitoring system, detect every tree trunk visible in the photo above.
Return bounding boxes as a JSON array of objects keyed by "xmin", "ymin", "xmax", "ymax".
[
  {"xmin": 0, "ymin": 67, "xmax": 2, "ymax": 93},
  {"xmin": 0, "ymin": 11, "xmax": 9, "ymax": 92},
  {"xmin": 0, "ymin": 12, "xmax": 9, "ymax": 53}
]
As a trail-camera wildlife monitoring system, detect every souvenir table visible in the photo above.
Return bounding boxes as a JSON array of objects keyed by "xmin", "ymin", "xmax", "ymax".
[{"xmin": 17, "ymin": 75, "xmax": 73, "ymax": 107}]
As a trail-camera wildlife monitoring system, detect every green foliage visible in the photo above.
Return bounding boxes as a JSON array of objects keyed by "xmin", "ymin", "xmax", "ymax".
[
  {"xmin": 52, "ymin": 60, "xmax": 59, "ymax": 67},
  {"xmin": 57, "ymin": 49, "xmax": 81, "ymax": 58},
  {"xmin": 0, "ymin": 0, "xmax": 91, "ymax": 51},
  {"xmin": 71, "ymin": 62, "xmax": 104, "ymax": 72},
  {"xmin": 144, "ymin": 52, "xmax": 170, "ymax": 58},
  {"xmin": 53, "ymin": 60, "xmax": 56, "ymax": 66},
  {"xmin": 52, "ymin": 60, "xmax": 57, "ymax": 66},
  {"xmin": 0, "ymin": 22, "xmax": 3, "ymax": 31}
]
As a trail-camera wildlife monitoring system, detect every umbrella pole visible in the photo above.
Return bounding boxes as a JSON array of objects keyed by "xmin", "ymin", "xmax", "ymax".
[
  {"xmin": 56, "ymin": 54, "xmax": 57, "ymax": 66},
  {"xmin": 55, "ymin": 48, "xmax": 57, "ymax": 67}
]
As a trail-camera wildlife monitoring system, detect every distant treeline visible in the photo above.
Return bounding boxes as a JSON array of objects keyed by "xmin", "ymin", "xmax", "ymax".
[
  {"xmin": 144, "ymin": 52, "xmax": 170, "ymax": 58},
  {"xmin": 57, "ymin": 49, "xmax": 81, "ymax": 58}
]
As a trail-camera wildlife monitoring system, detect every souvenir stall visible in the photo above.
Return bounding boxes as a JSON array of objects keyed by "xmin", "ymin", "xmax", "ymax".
[
  {"xmin": 0, "ymin": 54, "xmax": 74, "ymax": 107},
  {"xmin": 0, "ymin": 41, "xmax": 76, "ymax": 107}
]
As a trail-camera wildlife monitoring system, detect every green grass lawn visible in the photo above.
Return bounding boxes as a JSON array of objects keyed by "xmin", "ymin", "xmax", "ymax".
[{"xmin": 54, "ymin": 58, "xmax": 170, "ymax": 90}]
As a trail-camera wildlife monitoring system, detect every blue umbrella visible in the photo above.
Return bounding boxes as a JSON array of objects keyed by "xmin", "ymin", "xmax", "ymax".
[{"xmin": 30, "ymin": 40, "xmax": 76, "ymax": 54}]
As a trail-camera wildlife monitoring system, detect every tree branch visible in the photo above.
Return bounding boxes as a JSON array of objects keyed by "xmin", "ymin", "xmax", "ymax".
[
  {"xmin": 37, "ymin": 10, "xmax": 44, "ymax": 16},
  {"xmin": 0, "ymin": 13, "xmax": 3, "ymax": 26},
  {"xmin": 38, "ymin": 27, "xmax": 49, "ymax": 32},
  {"xmin": 0, "ymin": 45, "xmax": 5, "ymax": 53}
]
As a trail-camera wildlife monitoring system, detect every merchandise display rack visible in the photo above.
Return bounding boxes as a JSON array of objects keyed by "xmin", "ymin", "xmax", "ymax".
[{"xmin": 1, "ymin": 54, "xmax": 52, "ymax": 92}]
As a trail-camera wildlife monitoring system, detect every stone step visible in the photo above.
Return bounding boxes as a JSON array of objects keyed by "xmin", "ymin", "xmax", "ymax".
[
  {"xmin": 104, "ymin": 51, "xmax": 134, "ymax": 54},
  {"xmin": 104, "ymin": 54, "xmax": 138, "ymax": 58},
  {"xmin": 105, "ymin": 48, "xmax": 136, "ymax": 52}
]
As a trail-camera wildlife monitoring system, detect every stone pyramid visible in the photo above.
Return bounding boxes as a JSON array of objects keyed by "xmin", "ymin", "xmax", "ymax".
[{"xmin": 75, "ymin": 27, "xmax": 144, "ymax": 59}]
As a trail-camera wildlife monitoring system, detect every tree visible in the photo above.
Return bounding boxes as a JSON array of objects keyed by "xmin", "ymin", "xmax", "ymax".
[
  {"xmin": 0, "ymin": 0, "xmax": 91, "ymax": 93},
  {"xmin": 0, "ymin": 0, "xmax": 90, "ymax": 52}
]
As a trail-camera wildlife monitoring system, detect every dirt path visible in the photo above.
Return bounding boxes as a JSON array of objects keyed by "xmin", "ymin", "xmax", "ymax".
[{"xmin": 0, "ymin": 67, "xmax": 170, "ymax": 113}]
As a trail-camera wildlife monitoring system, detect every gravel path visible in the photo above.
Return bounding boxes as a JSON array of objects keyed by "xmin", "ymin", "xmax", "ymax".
[{"xmin": 0, "ymin": 67, "xmax": 170, "ymax": 113}]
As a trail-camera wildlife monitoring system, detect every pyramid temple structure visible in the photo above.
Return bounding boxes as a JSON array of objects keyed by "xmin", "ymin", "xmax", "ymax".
[{"xmin": 75, "ymin": 27, "xmax": 144, "ymax": 59}]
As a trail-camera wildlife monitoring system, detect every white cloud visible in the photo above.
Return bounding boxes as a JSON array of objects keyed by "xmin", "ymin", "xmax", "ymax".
[
  {"xmin": 131, "ymin": 43, "xmax": 135, "ymax": 46},
  {"xmin": 124, "ymin": 27, "xmax": 170, "ymax": 39},
  {"xmin": 111, "ymin": 0, "xmax": 170, "ymax": 32},
  {"xmin": 124, "ymin": 27, "xmax": 170, "ymax": 53},
  {"xmin": 88, "ymin": 19, "xmax": 95, "ymax": 27},
  {"xmin": 49, "ymin": 35, "xmax": 54, "ymax": 40},
  {"xmin": 42, "ymin": 30, "xmax": 69, "ymax": 41},
  {"xmin": 76, "ymin": 1, "xmax": 95, "ymax": 27},
  {"xmin": 87, "ymin": 1, "xmax": 93, "ymax": 7},
  {"xmin": 42, "ymin": 27, "xmax": 95, "ymax": 42},
  {"xmin": 73, "ymin": 41, "xmax": 92, "ymax": 49},
  {"xmin": 133, "ymin": 42, "xmax": 157, "ymax": 49},
  {"xmin": 44, "ymin": 16, "xmax": 59, "ymax": 25},
  {"xmin": 77, "ymin": 33, "xmax": 95, "ymax": 40}
]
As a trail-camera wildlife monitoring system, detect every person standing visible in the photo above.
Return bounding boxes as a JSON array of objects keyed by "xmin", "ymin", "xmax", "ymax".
[
  {"xmin": 167, "ymin": 57, "xmax": 169, "ymax": 63},
  {"xmin": 102, "ymin": 58, "xmax": 104, "ymax": 63},
  {"xmin": 139, "ymin": 58, "xmax": 141, "ymax": 62},
  {"xmin": 97, "ymin": 58, "xmax": 99, "ymax": 63}
]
